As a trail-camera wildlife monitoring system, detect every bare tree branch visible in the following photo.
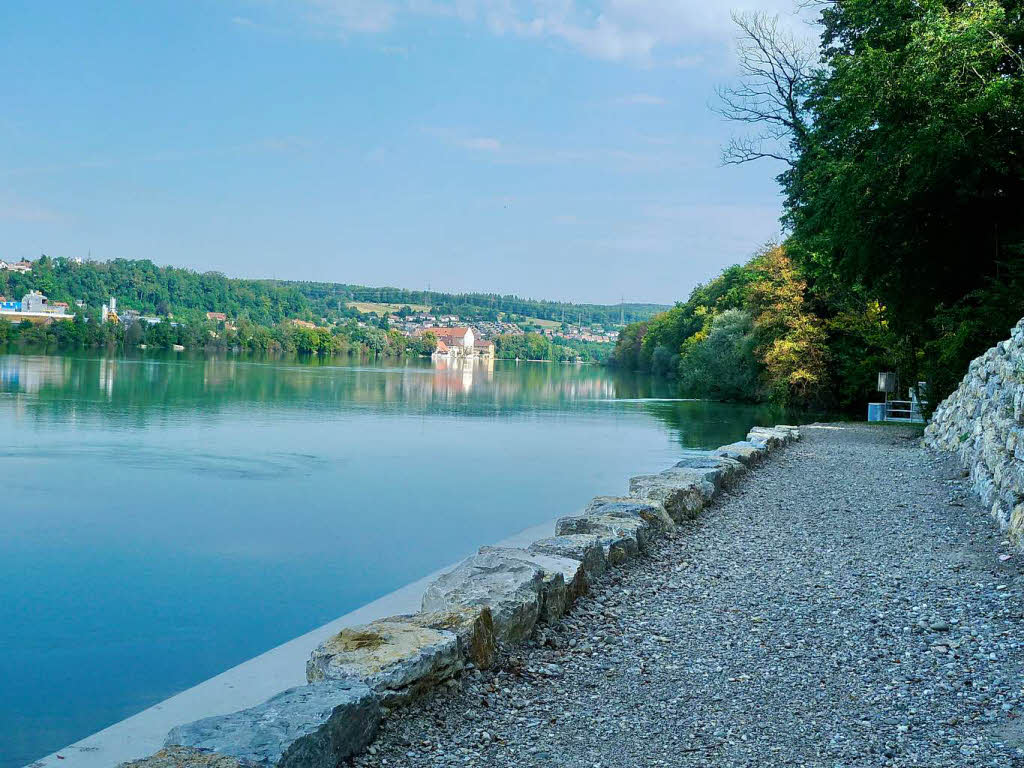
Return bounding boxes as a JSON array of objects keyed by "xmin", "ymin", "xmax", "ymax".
[{"xmin": 714, "ymin": 11, "xmax": 815, "ymax": 168}]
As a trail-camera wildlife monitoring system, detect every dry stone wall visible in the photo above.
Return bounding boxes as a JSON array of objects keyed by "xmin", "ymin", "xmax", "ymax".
[
  {"xmin": 925, "ymin": 318, "xmax": 1024, "ymax": 543},
  {"xmin": 126, "ymin": 425, "xmax": 802, "ymax": 768}
]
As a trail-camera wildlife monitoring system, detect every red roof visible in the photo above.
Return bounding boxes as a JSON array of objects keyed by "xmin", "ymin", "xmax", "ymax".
[
  {"xmin": 206, "ymin": 312, "xmax": 227, "ymax": 321},
  {"xmin": 434, "ymin": 340, "xmax": 450, "ymax": 353},
  {"xmin": 423, "ymin": 327, "xmax": 471, "ymax": 339}
]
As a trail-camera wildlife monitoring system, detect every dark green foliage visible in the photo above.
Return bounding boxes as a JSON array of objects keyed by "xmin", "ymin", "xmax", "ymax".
[
  {"xmin": 610, "ymin": 264, "xmax": 756, "ymax": 375},
  {"xmin": 678, "ymin": 310, "xmax": 761, "ymax": 402},
  {"xmin": 0, "ymin": 256, "xmax": 309, "ymax": 325},
  {"xmin": 785, "ymin": 0, "xmax": 1024, "ymax": 405}
]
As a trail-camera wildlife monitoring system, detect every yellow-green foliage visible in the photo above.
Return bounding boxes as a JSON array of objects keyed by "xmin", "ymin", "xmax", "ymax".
[{"xmin": 748, "ymin": 246, "xmax": 830, "ymax": 406}]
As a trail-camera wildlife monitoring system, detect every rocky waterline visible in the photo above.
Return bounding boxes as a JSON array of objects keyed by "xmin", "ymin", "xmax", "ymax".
[
  {"xmin": 121, "ymin": 423, "xmax": 1024, "ymax": 767},
  {"xmin": 356, "ymin": 425, "xmax": 1024, "ymax": 767},
  {"xmin": 119, "ymin": 426, "xmax": 799, "ymax": 767}
]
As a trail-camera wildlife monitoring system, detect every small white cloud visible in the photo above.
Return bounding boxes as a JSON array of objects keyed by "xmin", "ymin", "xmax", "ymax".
[
  {"xmin": 460, "ymin": 137, "xmax": 502, "ymax": 152},
  {"xmin": 281, "ymin": 1, "xmax": 809, "ymax": 65},
  {"xmin": 300, "ymin": 0, "xmax": 397, "ymax": 35},
  {"xmin": 614, "ymin": 93, "xmax": 667, "ymax": 106},
  {"xmin": 231, "ymin": 16, "xmax": 257, "ymax": 27}
]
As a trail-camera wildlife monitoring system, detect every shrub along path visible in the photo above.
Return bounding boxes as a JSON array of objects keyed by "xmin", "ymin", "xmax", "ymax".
[{"xmin": 360, "ymin": 424, "xmax": 1024, "ymax": 767}]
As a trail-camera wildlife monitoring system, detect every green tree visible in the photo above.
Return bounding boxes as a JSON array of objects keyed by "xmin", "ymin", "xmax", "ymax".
[{"xmin": 679, "ymin": 310, "xmax": 761, "ymax": 401}]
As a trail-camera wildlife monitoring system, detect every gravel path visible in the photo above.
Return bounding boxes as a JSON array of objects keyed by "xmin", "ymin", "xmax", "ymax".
[{"xmin": 359, "ymin": 424, "xmax": 1024, "ymax": 767}]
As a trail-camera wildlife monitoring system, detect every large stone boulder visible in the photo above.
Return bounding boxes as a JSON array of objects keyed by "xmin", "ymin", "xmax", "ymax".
[
  {"xmin": 421, "ymin": 550, "xmax": 547, "ymax": 645},
  {"xmin": 305, "ymin": 620, "xmax": 461, "ymax": 700},
  {"xmin": 165, "ymin": 680, "xmax": 380, "ymax": 768},
  {"xmin": 773, "ymin": 424, "xmax": 802, "ymax": 440},
  {"xmin": 628, "ymin": 472, "xmax": 707, "ymax": 521},
  {"xmin": 746, "ymin": 427, "xmax": 785, "ymax": 451},
  {"xmin": 528, "ymin": 535, "xmax": 608, "ymax": 580},
  {"xmin": 554, "ymin": 514, "xmax": 645, "ymax": 560},
  {"xmin": 388, "ymin": 607, "xmax": 497, "ymax": 670},
  {"xmin": 747, "ymin": 425, "xmax": 800, "ymax": 451},
  {"xmin": 478, "ymin": 546, "xmax": 584, "ymax": 620},
  {"xmin": 672, "ymin": 452, "xmax": 746, "ymax": 489},
  {"xmin": 583, "ymin": 496, "xmax": 675, "ymax": 534},
  {"xmin": 712, "ymin": 441, "xmax": 766, "ymax": 467}
]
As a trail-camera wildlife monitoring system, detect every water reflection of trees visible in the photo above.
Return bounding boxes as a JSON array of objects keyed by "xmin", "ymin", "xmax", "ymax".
[
  {"xmin": 0, "ymin": 352, "xmax": 667, "ymax": 416},
  {"xmin": 0, "ymin": 351, "xmax": 821, "ymax": 448}
]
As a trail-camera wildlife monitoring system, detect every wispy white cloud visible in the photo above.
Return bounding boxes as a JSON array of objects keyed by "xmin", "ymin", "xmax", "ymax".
[
  {"xmin": 281, "ymin": 0, "xmax": 808, "ymax": 64},
  {"xmin": 299, "ymin": 0, "xmax": 397, "ymax": 36}
]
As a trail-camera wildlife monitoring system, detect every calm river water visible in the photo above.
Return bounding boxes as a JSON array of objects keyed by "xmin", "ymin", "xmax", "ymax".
[{"xmin": 1, "ymin": 351, "xmax": 794, "ymax": 767}]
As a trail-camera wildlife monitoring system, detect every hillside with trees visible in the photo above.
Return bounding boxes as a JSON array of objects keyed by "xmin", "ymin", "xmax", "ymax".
[
  {"xmin": 0, "ymin": 256, "xmax": 636, "ymax": 361},
  {"xmin": 613, "ymin": 1, "xmax": 1024, "ymax": 413}
]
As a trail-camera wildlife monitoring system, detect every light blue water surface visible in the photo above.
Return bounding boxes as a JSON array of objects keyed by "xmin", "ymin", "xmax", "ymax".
[{"xmin": 0, "ymin": 352, "xmax": 794, "ymax": 767}]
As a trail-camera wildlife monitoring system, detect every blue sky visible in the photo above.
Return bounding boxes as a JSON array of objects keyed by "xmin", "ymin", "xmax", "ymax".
[{"xmin": 1, "ymin": 1, "xmax": 807, "ymax": 304}]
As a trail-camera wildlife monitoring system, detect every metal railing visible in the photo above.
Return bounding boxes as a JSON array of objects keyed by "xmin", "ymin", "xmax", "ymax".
[{"xmin": 884, "ymin": 400, "xmax": 926, "ymax": 424}]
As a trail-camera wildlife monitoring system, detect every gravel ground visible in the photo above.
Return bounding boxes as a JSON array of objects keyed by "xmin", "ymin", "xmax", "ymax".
[{"xmin": 358, "ymin": 424, "xmax": 1024, "ymax": 767}]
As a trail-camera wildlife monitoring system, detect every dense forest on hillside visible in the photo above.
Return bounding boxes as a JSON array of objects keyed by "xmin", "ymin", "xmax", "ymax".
[
  {"xmin": 613, "ymin": 0, "xmax": 1024, "ymax": 414},
  {"xmin": 0, "ymin": 257, "xmax": 662, "ymax": 329},
  {"xmin": 0, "ymin": 257, "xmax": 623, "ymax": 361}
]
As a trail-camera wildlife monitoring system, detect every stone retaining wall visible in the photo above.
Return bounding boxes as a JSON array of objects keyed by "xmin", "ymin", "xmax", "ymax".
[
  {"xmin": 123, "ymin": 425, "xmax": 803, "ymax": 768},
  {"xmin": 925, "ymin": 318, "xmax": 1024, "ymax": 544}
]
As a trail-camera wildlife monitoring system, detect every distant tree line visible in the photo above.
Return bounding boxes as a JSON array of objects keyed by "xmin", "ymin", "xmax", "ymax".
[
  {"xmin": 494, "ymin": 333, "xmax": 610, "ymax": 363},
  {"xmin": 288, "ymin": 282, "xmax": 666, "ymax": 327}
]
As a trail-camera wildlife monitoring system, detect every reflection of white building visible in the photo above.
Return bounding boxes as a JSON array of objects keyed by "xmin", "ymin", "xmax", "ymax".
[{"xmin": 0, "ymin": 355, "xmax": 69, "ymax": 393}]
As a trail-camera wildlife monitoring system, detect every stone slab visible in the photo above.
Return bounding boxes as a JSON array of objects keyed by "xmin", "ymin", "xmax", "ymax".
[{"xmin": 165, "ymin": 681, "xmax": 380, "ymax": 768}]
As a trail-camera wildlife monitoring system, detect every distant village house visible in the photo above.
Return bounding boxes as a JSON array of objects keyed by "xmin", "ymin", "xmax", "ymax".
[
  {"xmin": 416, "ymin": 326, "xmax": 496, "ymax": 358},
  {"xmin": 0, "ymin": 291, "xmax": 73, "ymax": 323},
  {"xmin": 426, "ymin": 327, "xmax": 475, "ymax": 350},
  {"xmin": 0, "ymin": 260, "xmax": 33, "ymax": 274}
]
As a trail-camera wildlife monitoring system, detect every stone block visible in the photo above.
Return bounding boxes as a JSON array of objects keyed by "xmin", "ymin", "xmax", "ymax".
[
  {"xmin": 421, "ymin": 550, "xmax": 547, "ymax": 645},
  {"xmin": 478, "ymin": 546, "xmax": 584, "ymax": 620},
  {"xmin": 528, "ymin": 535, "xmax": 608, "ymax": 581},
  {"xmin": 554, "ymin": 514, "xmax": 644, "ymax": 561},
  {"xmin": 165, "ymin": 681, "xmax": 380, "ymax": 768},
  {"xmin": 628, "ymin": 472, "xmax": 707, "ymax": 521},
  {"xmin": 712, "ymin": 441, "xmax": 766, "ymax": 467},
  {"xmin": 305, "ymin": 620, "xmax": 461, "ymax": 700}
]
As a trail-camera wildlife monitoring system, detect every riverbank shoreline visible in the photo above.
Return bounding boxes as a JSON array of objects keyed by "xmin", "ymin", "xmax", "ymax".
[
  {"xmin": 29, "ymin": 423, "xmax": 801, "ymax": 768},
  {"xmin": 355, "ymin": 424, "xmax": 1024, "ymax": 767},
  {"xmin": 88, "ymin": 425, "xmax": 802, "ymax": 768}
]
